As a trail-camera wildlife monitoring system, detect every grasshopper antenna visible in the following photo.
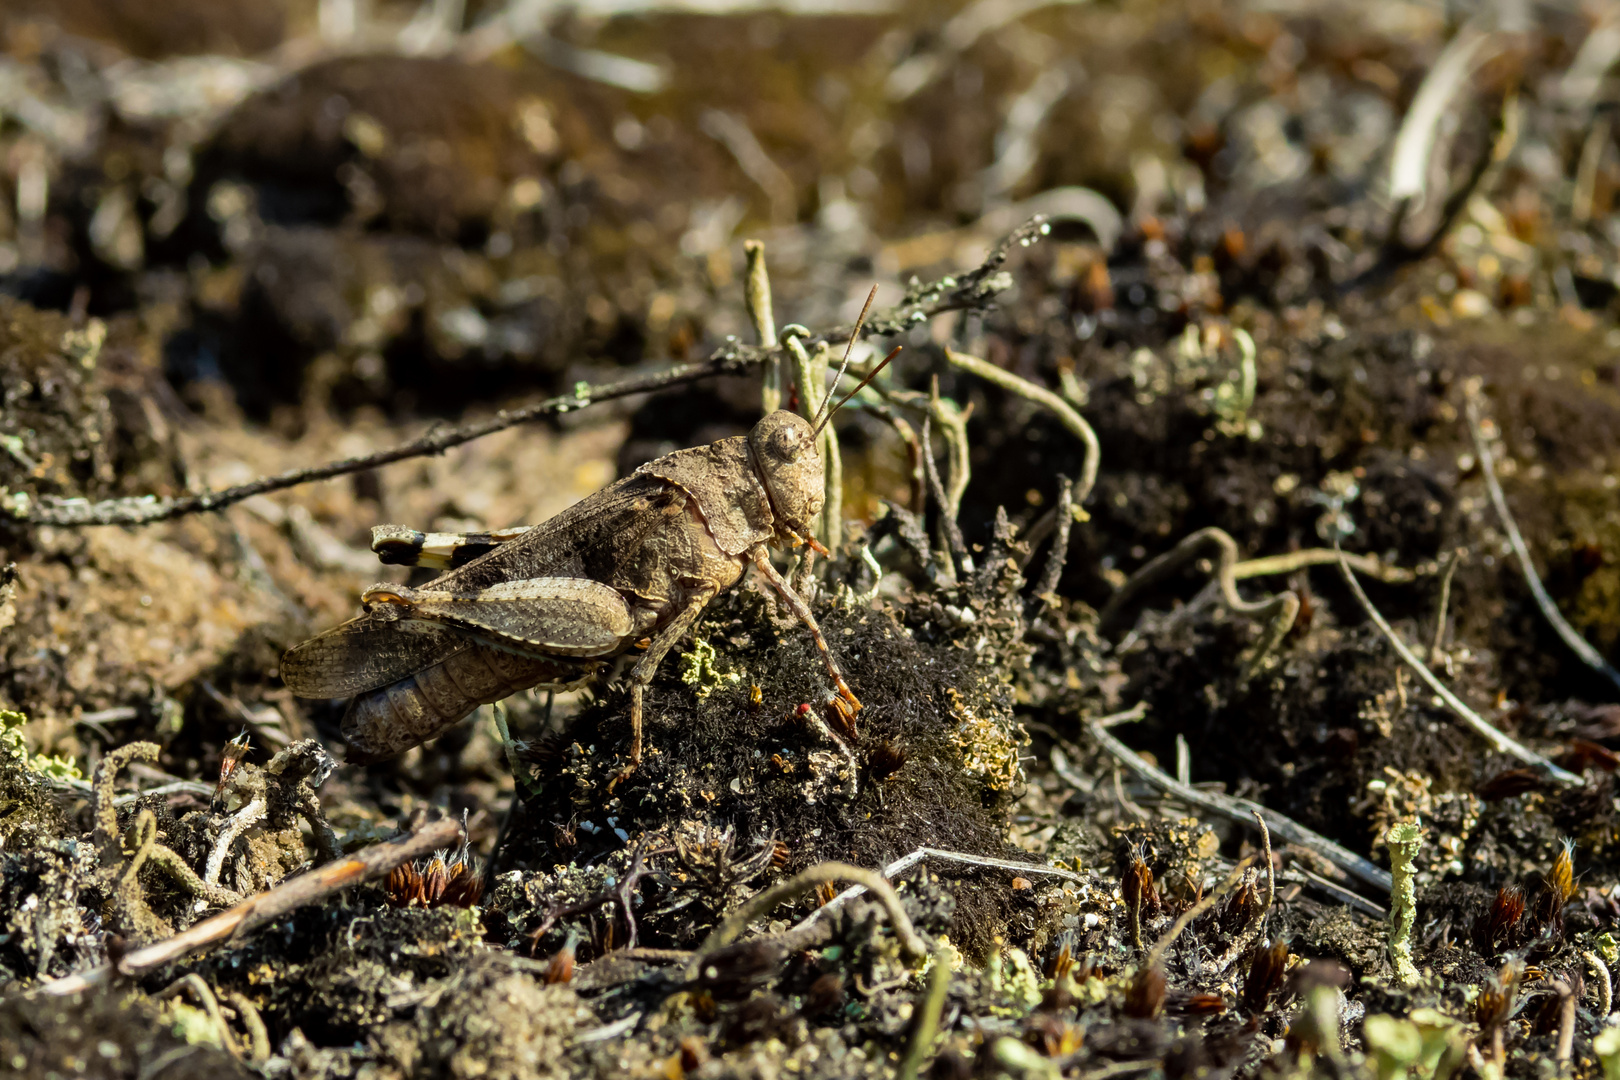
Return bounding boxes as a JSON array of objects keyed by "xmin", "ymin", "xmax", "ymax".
[
  {"xmin": 810, "ymin": 285, "xmax": 879, "ymax": 433},
  {"xmin": 813, "ymin": 345, "xmax": 903, "ymax": 438}
]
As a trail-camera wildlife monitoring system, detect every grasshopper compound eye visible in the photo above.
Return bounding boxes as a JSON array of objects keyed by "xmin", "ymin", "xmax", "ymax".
[{"xmin": 748, "ymin": 410, "xmax": 825, "ymax": 537}]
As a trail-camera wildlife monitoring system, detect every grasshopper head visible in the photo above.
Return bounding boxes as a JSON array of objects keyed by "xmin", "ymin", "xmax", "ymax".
[{"xmin": 748, "ymin": 409, "xmax": 824, "ymax": 544}]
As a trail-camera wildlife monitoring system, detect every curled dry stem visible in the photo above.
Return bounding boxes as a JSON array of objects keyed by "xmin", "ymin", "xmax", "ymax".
[
  {"xmin": 93, "ymin": 741, "xmax": 159, "ymax": 866},
  {"xmin": 697, "ymin": 860, "xmax": 929, "ymax": 967},
  {"xmin": 1100, "ymin": 527, "xmax": 1299, "ymax": 677},
  {"xmin": 219, "ymin": 988, "xmax": 270, "ymax": 1063},
  {"xmin": 945, "ymin": 347, "xmax": 1099, "ymax": 504},
  {"xmin": 1334, "ymin": 542, "xmax": 1581, "ymax": 785},
  {"xmin": 206, "ymin": 792, "xmax": 267, "ymax": 888}
]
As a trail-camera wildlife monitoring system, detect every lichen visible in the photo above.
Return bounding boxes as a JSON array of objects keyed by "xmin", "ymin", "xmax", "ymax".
[
  {"xmin": 678, "ymin": 636, "xmax": 741, "ymax": 700},
  {"xmin": 945, "ymin": 687, "xmax": 1023, "ymax": 791},
  {"xmin": 0, "ymin": 710, "xmax": 81, "ymax": 781}
]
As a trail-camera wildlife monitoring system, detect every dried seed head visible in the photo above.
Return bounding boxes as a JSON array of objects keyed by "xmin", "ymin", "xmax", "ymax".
[
  {"xmin": 1025, "ymin": 1013, "xmax": 1082, "ymax": 1056},
  {"xmin": 1123, "ymin": 965, "xmax": 1166, "ymax": 1019},
  {"xmin": 544, "ymin": 942, "xmax": 576, "ymax": 985},
  {"xmin": 420, "ymin": 857, "xmax": 449, "ymax": 905},
  {"xmin": 441, "ymin": 859, "xmax": 484, "ymax": 908},
  {"xmin": 213, "ymin": 727, "xmax": 252, "ymax": 809},
  {"xmin": 1240, "ymin": 938, "xmax": 1289, "ymax": 1014},
  {"xmin": 552, "ymin": 820, "xmax": 578, "ymax": 850},
  {"xmin": 802, "ymin": 973, "xmax": 845, "ymax": 1018},
  {"xmin": 1044, "ymin": 940, "xmax": 1075, "ymax": 981},
  {"xmin": 1121, "ymin": 847, "xmax": 1159, "ymax": 917},
  {"xmin": 1475, "ymin": 961, "xmax": 1522, "ymax": 1033},
  {"xmin": 866, "ymin": 740, "xmax": 908, "ymax": 781},
  {"xmin": 385, "ymin": 861, "xmax": 424, "ymax": 906},
  {"xmin": 1472, "ymin": 886, "xmax": 1526, "ymax": 952},
  {"xmin": 1218, "ymin": 880, "xmax": 1260, "ymax": 936},
  {"xmin": 1547, "ymin": 839, "xmax": 1576, "ymax": 907},
  {"xmin": 1532, "ymin": 838, "xmax": 1577, "ymax": 935},
  {"xmin": 1476, "ymin": 768, "xmax": 1543, "ymax": 801},
  {"xmin": 1174, "ymin": 993, "xmax": 1228, "ymax": 1016}
]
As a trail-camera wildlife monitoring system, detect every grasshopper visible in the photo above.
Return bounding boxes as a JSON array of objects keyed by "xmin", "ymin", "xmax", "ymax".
[{"xmin": 281, "ymin": 345, "xmax": 899, "ymax": 788}]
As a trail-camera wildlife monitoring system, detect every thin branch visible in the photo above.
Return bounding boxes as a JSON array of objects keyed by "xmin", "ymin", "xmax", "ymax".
[
  {"xmin": 1031, "ymin": 476, "xmax": 1074, "ymax": 603},
  {"xmin": 1467, "ymin": 395, "xmax": 1620, "ymax": 693},
  {"xmin": 921, "ymin": 412, "xmax": 970, "ymax": 577},
  {"xmin": 1334, "ymin": 542, "xmax": 1581, "ymax": 785},
  {"xmin": 13, "ymin": 219, "xmax": 1047, "ymax": 529},
  {"xmin": 945, "ymin": 347, "xmax": 1099, "ymax": 504},
  {"xmin": 1076, "ymin": 717, "xmax": 1392, "ymax": 895},
  {"xmin": 42, "ymin": 816, "xmax": 461, "ymax": 995},
  {"xmin": 1429, "ymin": 548, "xmax": 1462, "ymax": 666}
]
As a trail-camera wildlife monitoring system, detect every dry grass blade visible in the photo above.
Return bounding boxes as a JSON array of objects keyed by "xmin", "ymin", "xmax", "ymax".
[
  {"xmin": 1078, "ymin": 717, "xmax": 1392, "ymax": 894},
  {"xmin": 1466, "ymin": 393, "xmax": 1620, "ymax": 694},
  {"xmin": 1333, "ymin": 542, "xmax": 1581, "ymax": 785}
]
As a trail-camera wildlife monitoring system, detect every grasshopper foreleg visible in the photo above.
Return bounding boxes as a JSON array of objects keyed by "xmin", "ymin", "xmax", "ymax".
[
  {"xmin": 607, "ymin": 585, "xmax": 718, "ymax": 792},
  {"xmin": 748, "ymin": 545, "xmax": 862, "ymax": 718}
]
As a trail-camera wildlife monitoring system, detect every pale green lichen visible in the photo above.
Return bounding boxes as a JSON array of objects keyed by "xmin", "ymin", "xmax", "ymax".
[
  {"xmin": 1385, "ymin": 821, "xmax": 1424, "ymax": 987},
  {"xmin": 1595, "ymin": 1024, "xmax": 1620, "ymax": 1080},
  {"xmin": 1363, "ymin": 1008, "xmax": 1467, "ymax": 1080},
  {"xmin": 946, "ymin": 687, "xmax": 1023, "ymax": 791},
  {"xmin": 1, "ymin": 709, "xmax": 82, "ymax": 780},
  {"xmin": 679, "ymin": 637, "xmax": 740, "ymax": 700},
  {"xmin": 986, "ymin": 947, "xmax": 1042, "ymax": 1016}
]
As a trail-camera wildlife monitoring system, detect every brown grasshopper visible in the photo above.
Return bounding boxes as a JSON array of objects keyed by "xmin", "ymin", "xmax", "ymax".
[{"xmin": 281, "ymin": 344, "xmax": 899, "ymax": 788}]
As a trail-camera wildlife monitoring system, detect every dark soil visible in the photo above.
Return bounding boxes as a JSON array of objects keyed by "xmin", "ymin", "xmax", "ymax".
[{"xmin": 5, "ymin": 3, "xmax": 1620, "ymax": 1079}]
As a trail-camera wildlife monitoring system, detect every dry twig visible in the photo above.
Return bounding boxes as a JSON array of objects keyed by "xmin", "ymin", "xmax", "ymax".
[
  {"xmin": 1077, "ymin": 717, "xmax": 1392, "ymax": 894},
  {"xmin": 12, "ymin": 220, "xmax": 1048, "ymax": 529},
  {"xmin": 43, "ymin": 816, "xmax": 461, "ymax": 995}
]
